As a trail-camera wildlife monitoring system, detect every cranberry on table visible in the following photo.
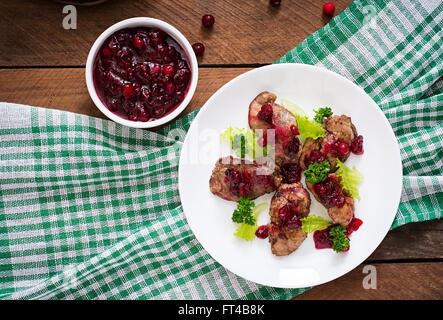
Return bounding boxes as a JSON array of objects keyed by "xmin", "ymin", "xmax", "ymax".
[
  {"xmin": 192, "ymin": 42, "xmax": 205, "ymax": 55},
  {"xmin": 202, "ymin": 14, "xmax": 215, "ymax": 28},
  {"xmin": 255, "ymin": 225, "xmax": 269, "ymax": 239},
  {"xmin": 323, "ymin": 2, "xmax": 335, "ymax": 16},
  {"xmin": 270, "ymin": 0, "xmax": 282, "ymax": 7},
  {"xmin": 93, "ymin": 27, "xmax": 191, "ymax": 122}
]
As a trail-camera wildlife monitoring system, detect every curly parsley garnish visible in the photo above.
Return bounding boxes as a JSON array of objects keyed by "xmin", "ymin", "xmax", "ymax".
[
  {"xmin": 313, "ymin": 107, "xmax": 333, "ymax": 124},
  {"xmin": 329, "ymin": 225, "xmax": 350, "ymax": 252},
  {"xmin": 232, "ymin": 196, "xmax": 256, "ymax": 225},
  {"xmin": 304, "ymin": 160, "xmax": 330, "ymax": 184}
]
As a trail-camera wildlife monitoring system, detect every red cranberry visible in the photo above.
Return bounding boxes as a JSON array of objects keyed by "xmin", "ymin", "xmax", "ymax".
[
  {"xmin": 257, "ymin": 103, "xmax": 273, "ymax": 123},
  {"xmin": 150, "ymin": 64, "xmax": 161, "ymax": 76},
  {"xmin": 290, "ymin": 125, "xmax": 299, "ymax": 135},
  {"xmin": 202, "ymin": 14, "xmax": 215, "ymax": 28},
  {"xmin": 192, "ymin": 42, "xmax": 205, "ymax": 55},
  {"xmin": 337, "ymin": 142, "xmax": 350, "ymax": 155},
  {"xmin": 351, "ymin": 135, "xmax": 364, "ymax": 155},
  {"xmin": 162, "ymin": 65, "xmax": 175, "ymax": 76},
  {"xmin": 270, "ymin": 0, "xmax": 281, "ymax": 7},
  {"xmin": 255, "ymin": 225, "xmax": 269, "ymax": 239},
  {"xmin": 133, "ymin": 37, "xmax": 144, "ymax": 49},
  {"xmin": 323, "ymin": 2, "xmax": 335, "ymax": 16}
]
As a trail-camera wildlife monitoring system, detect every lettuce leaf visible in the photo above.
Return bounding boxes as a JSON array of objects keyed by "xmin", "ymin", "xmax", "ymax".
[
  {"xmin": 234, "ymin": 202, "xmax": 269, "ymax": 241},
  {"xmin": 336, "ymin": 160, "xmax": 364, "ymax": 200},
  {"xmin": 301, "ymin": 215, "xmax": 332, "ymax": 233},
  {"xmin": 220, "ymin": 127, "xmax": 266, "ymax": 159},
  {"xmin": 280, "ymin": 99, "xmax": 325, "ymax": 139}
]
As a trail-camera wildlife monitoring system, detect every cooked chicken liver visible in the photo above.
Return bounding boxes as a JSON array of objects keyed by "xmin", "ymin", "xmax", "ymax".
[
  {"xmin": 209, "ymin": 156, "xmax": 282, "ymax": 202},
  {"xmin": 267, "ymin": 183, "xmax": 311, "ymax": 256}
]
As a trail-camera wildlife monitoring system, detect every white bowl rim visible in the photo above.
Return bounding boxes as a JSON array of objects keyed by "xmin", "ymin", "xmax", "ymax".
[{"xmin": 85, "ymin": 17, "xmax": 198, "ymax": 129}]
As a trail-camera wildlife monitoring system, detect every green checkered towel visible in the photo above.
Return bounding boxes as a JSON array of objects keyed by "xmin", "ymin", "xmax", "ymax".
[{"xmin": 0, "ymin": 0, "xmax": 441, "ymax": 299}]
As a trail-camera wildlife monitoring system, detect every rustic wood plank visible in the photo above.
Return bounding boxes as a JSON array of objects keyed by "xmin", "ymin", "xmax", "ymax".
[
  {"xmin": 369, "ymin": 220, "xmax": 443, "ymax": 261},
  {"xmin": 0, "ymin": 0, "xmax": 352, "ymax": 66},
  {"xmin": 294, "ymin": 262, "xmax": 443, "ymax": 300}
]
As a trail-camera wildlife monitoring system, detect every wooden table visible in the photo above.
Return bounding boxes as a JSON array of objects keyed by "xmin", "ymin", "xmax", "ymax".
[{"xmin": 0, "ymin": 0, "xmax": 441, "ymax": 300}]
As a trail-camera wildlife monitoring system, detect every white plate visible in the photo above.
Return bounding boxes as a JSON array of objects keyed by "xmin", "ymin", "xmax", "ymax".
[{"xmin": 178, "ymin": 63, "xmax": 402, "ymax": 288}]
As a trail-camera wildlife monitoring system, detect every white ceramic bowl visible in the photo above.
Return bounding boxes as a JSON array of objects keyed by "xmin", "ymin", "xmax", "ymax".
[{"xmin": 85, "ymin": 17, "xmax": 198, "ymax": 128}]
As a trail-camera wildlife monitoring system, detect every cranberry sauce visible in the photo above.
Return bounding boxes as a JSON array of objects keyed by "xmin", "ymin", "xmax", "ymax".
[
  {"xmin": 351, "ymin": 135, "xmax": 364, "ymax": 155},
  {"xmin": 93, "ymin": 27, "xmax": 191, "ymax": 122},
  {"xmin": 281, "ymin": 163, "xmax": 301, "ymax": 184},
  {"xmin": 257, "ymin": 103, "xmax": 301, "ymax": 155},
  {"xmin": 313, "ymin": 174, "xmax": 347, "ymax": 208},
  {"xmin": 224, "ymin": 168, "xmax": 251, "ymax": 197},
  {"xmin": 313, "ymin": 218, "xmax": 363, "ymax": 251},
  {"xmin": 255, "ymin": 225, "xmax": 269, "ymax": 239},
  {"xmin": 278, "ymin": 203, "xmax": 302, "ymax": 230}
]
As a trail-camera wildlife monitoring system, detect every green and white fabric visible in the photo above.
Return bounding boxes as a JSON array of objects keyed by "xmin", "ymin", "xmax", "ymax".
[{"xmin": 0, "ymin": 0, "xmax": 441, "ymax": 299}]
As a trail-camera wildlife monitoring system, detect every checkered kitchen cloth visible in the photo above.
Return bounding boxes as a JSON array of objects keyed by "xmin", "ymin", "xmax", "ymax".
[{"xmin": 0, "ymin": 0, "xmax": 442, "ymax": 299}]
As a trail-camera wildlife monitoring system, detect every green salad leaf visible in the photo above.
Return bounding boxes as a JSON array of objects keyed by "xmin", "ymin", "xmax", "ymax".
[
  {"xmin": 329, "ymin": 225, "xmax": 350, "ymax": 252},
  {"xmin": 336, "ymin": 160, "xmax": 364, "ymax": 200},
  {"xmin": 234, "ymin": 202, "xmax": 268, "ymax": 241},
  {"xmin": 280, "ymin": 99, "xmax": 325, "ymax": 139},
  {"xmin": 301, "ymin": 215, "xmax": 332, "ymax": 233},
  {"xmin": 220, "ymin": 127, "xmax": 266, "ymax": 159},
  {"xmin": 313, "ymin": 107, "xmax": 333, "ymax": 123},
  {"xmin": 304, "ymin": 160, "xmax": 330, "ymax": 184}
]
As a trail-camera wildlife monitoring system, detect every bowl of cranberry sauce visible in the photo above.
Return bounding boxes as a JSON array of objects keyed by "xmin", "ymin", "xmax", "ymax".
[{"xmin": 86, "ymin": 18, "xmax": 198, "ymax": 128}]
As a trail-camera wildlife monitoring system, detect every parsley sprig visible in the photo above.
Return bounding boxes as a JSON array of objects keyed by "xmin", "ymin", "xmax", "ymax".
[
  {"xmin": 313, "ymin": 107, "xmax": 333, "ymax": 124},
  {"xmin": 304, "ymin": 161, "xmax": 330, "ymax": 184},
  {"xmin": 329, "ymin": 225, "xmax": 350, "ymax": 252},
  {"xmin": 232, "ymin": 196, "xmax": 256, "ymax": 225}
]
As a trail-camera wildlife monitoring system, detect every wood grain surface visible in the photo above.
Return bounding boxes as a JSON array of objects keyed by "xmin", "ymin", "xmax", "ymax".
[
  {"xmin": 295, "ymin": 262, "xmax": 443, "ymax": 300},
  {"xmin": 0, "ymin": 0, "xmax": 352, "ymax": 66},
  {"xmin": 0, "ymin": 0, "xmax": 441, "ymax": 300}
]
